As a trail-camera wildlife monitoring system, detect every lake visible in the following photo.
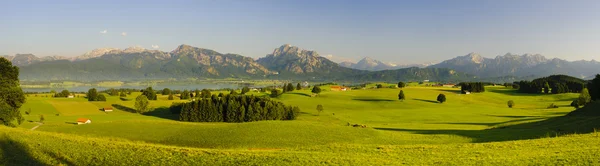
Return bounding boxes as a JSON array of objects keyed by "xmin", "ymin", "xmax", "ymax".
[{"xmin": 22, "ymin": 83, "xmax": 242, "ymax": 93}]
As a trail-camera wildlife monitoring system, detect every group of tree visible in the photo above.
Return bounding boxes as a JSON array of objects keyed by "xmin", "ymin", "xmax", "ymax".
[
  {"xmin": 86, "ymin": 88, "xmax": 106, "ymax": 101},
  {"xmin": 459, "ymin": 82, "xmax": 485, "ymax": 93},
  {"xmin": 177, "ymin": 94, "xmax": 299, "ymax": 122},
  {"xmin": 141, "ymin": 87, "xmax": 157, "ymax": 100},
  {"xmin": 180, "ymin": 90, "xmax": 191, "ymax": 99},
  {"xmin": 589, "ymin": 74, "xmax": 600, "ymax": 101},
  {"xmin": 517, "ymin": 75, "xmax": 586, "ymax": 94},
  {"xmin": 0, "ymin": 58, "xmax": 26, "ymax": 127},
  {"xmin": 282, "ymin": 83, "xmax": 296, "ymax": 93},
  {"xmin": 53, "ymin": 90, "xmax": 71, "ymax": 97}
]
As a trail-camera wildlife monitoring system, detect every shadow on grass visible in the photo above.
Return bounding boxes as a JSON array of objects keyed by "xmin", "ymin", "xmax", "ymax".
[
  {"xmin": 111, "ymin": 104, "xmax": 136, "ymax": 113},
  {"xmin": 487, "ymin": 88, "xmax": 552, "ymax": 97},
  {"xmin": 0, "ymin": 135, "xmax": 45, "ymax": 165},
  {"xmin": 352, "ymin": 98, "xmax": 395, "ymax": 102},
  {"xmin": 64, "ymin": 122, "xmax": 78, "ymax": 125},
  {"xmin": 430, "ymin": 117, "xmax": 547, "ymax": 127},
  {"xmin": 375, "ymin": 106, "xmax": 600, "ymax": 143},
  {"xmin": 484, "ymin": 115, "xmax": 543, "ymax": 118},
  {"xmin": 111, "ymin": 104, "xmax": 178, "ymax": 120},
  {"xmin": 437, "ymin": 89, "xmax": 461, "ymax": 93},
  {"xmin": 412, "ymin": 98, "xmax": 439, "ymax": 104},
  {"xmin": 119, "ymin": 97, "xmax": 131, "ymax": 101},
  {"xmin": 286, "ymin": 92, "xmax": 311, "ymax": 97}
]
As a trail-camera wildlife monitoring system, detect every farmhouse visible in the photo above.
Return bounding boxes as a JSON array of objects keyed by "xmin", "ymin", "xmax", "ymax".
[
  {"xmin": 330, "ymin": 86, "xmax": 350, "ymax": 91},
  {"xmin": 77, "ymin": 118, "xmax": 91, "ymax": 125},
  {"xmin": 67, "ymin": 95, "xmax": 74, "ymax": 98},
  {"xmin": 103, "ymin": 107, "xmax": 113, "ymax": 112}
]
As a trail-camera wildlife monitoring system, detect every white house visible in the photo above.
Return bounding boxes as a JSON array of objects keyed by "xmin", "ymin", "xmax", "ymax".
[{"xmin": 77, "ymin": 118, "xmax": 91, "ymax": 125}]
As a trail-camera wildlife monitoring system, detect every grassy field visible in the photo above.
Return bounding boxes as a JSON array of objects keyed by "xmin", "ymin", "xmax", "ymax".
[{"xmin": 3, "ymin": 85, "xmax": 600, "ymax": 165}]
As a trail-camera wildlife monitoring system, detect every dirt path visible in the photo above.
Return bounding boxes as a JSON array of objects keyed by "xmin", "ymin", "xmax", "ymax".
[{"xmin": 30, "ymin": 122, "xmax": 43, "ymax": 131}]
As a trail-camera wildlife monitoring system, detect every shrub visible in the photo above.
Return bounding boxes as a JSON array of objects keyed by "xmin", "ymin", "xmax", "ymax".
[
  {"xmin": 507, "ymin": 100, "xmax": 515, "ymax": 108},
  {"xmin": 96, "ymin": 94, "xmax": 107, "ymax": 101},
  {"xmin": 437, "ymin": 94, "xmax": 446, "ymax": 103}
]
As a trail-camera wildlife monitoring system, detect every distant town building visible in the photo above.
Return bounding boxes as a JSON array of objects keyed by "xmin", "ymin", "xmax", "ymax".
[{"xmin": 330, "ymin": 86, "xmax": 350, "ymax": 91}]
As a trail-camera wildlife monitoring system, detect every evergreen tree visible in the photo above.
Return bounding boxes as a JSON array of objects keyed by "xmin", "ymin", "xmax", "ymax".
[
  {"xmin": 398, "ymin": 90, "xmax": 405, "ymax": 101},
  {"xmin": 270, "ymin": 89, "xmax": 280, "ymax": 98},
  {"xmin": 296, "ymin": 83, "xmax": 302, "ymax": 90},
  {"xmin": 287, "ymin": 83, "xmax": 294, "ymax": 92},
  {"xmin": 282, "ymin": 84, "xmax": 288, "ymax": 93},
  {"xmin": 241, "ymin": 87, "xmax": 250, "ymax": 94},
  {"xmin": 590, "ymin": 74, "xmax": 600, "ymax": 101}
]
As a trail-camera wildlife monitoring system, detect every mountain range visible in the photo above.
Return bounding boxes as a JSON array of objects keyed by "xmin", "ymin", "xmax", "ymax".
[
  {"xmin": 2, "ymin": 45, "xmax": 599, "ymax": 82},
  {"xmin": 428, "ymin": 53, "xmax": 600, "ymax": 79},
  {"xmin": 339, "ymin": 57, "xmax": 429, "ymax": 71}
]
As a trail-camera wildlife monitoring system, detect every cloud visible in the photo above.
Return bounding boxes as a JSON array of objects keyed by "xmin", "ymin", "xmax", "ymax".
[
  {"xmin": 100, "ymin": 30, "xmax": 107, "ymax": 34},
  {"xmin": 121, "ymin": 32, "xmax": 127, "ymax": 36},
  {"xmin": 151, "ymin": 45, "xmax": 159, "ymax": 49}
]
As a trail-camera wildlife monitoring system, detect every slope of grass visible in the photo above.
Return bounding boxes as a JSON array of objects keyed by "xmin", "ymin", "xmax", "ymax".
[{"xmin": 1, "ymin": 126, "xmax": 599, "ymax": 165}]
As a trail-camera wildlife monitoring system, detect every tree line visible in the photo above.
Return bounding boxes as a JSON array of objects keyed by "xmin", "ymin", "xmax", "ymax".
[
  {"xmin": 174, "ymin": 94, "xmax": 299, "ymax": 122},
  {"xmin": 459, "ymin": 82, "xmax": 486, "ymax": 93},
  {"xmin": 516, "ymin": 75, "xmax": 586, "ymax": 94}
]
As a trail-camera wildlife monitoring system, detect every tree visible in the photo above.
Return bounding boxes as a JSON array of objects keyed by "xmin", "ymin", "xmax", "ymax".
[
  {"xmin": 135, "ymin": 95, "xmax": 150, "ymax": 113},
  {"xmin": 0, "ymin": 58, "xmax": 26, "ymax": 127},
  {"xmin": 201, "ymin": 89, "xmax": 211, "ymax": 98},
  {"xmin": 311, "ymin": 86, "xmax": 322, "ymax": 95},
  {"xmin": 577, "ymin": 88, "xmax": 592, "ymax": 106},
  {"xmin": 376, "ymin": 84, "xmax": 383, "ymax": 89},
  {"xmin": 270, "ymin": 89, "xmax": 280, "ymax": 98},
  {"xmin": 180, "ymin": 90, "xmax": 190, "ymax": 99},
  {"xmin": 97, "ymin": 94, "xmax": 107, "ymax": 101},
  {"xmin": 39, "ymin": 114, "xmax": 45, "ymax": 123},
  {"xmin": 590, "ymin": 74, "xmax": 600, "ymax": 101},
  {"xmin": 316, "ymin": 104, "xmax": 323, "ymax": 115},
  {"xmin": 398, "ymin": 82, "xmax": 406, "ymax": 88},
  {"xmin": 241, "ymin": 87, "xmax": 250, "ymax": 94},
  {"xmin": 168, "ymin": 93, "xmax": 174, "ymax": 100},
  {"xmin": 119, "ymin": 91, "xmax": 127, "ymax": 97},
  {"xmin": 398, "ymin": 90, "xmax": 405, "ymax": 101},
  {"xmin": 194, "ymin": 89, "xmax": 201, "ymax": 98},
  {"xmin": 54, "ymin": 90, "xmax": 70, "ymax": 97},
  {"xmin": 162, "ymin": 88, "xmax": 171, "ymax": 95},
  {"xmin": 109, "ymin": 88, "xmax": 119, "ymax": 96},
  {"xmin": 142, "ymin": 87, "xmax": 157, "ymax": 100},
  {"xmin": 507, "ymin": 100, "xmax": 515, "ymax": 108},
  {"xmin": 230, "ymin": 90, "xmax": 238, "ymax": 95},
  {"xmin": 543, "ymin": 82, "xmax": 550, "ymax": 94},
  {"xmin": 282, "ymin": 84, "xmax": 288, "ymax": 93},
  {"xmin": 437, "ymin": 94, "xmax": 446, "ymax": 103},
  {"xmin": 87, "ymin": 88, "xmax": 98, "ymax": 101},
  {"xmin": 296, "ymin": 83, "xmax": 302, "ymax": 90},
  {"xmin": 287, "ymin": 83, "xmax": 294, "ymax": 92}
]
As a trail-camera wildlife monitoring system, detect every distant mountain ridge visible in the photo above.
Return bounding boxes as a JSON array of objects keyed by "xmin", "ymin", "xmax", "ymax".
[
  {"xmin": 339, "ymin": 57, "xmax": 431, "ymax": 71},
  {"xmin": 5, "ymin": 45, "xmax": 599, "ymax": 82},
  {"xmin": 429, "ymin": 53, "xmax": 600, "ymax": 79}
]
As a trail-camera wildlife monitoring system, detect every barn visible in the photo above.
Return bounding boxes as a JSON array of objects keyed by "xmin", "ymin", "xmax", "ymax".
[
  {"xmin": 103, "ymin": 107, "xmax": 113, "ymax": 112},
  {"xmin": 77, "ymin": 118, "xmax": 91, "ymax": 125}
]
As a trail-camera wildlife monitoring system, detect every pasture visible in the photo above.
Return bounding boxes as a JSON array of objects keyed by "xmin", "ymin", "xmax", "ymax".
[{"xmin": 4, "ymin": 85, "xmax": 600, "ymax": 165}]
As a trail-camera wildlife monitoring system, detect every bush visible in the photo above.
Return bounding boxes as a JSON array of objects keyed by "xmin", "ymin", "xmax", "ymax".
[
  {"xmin": 437, "ymin": 94, "xmax": 446, "ymax": 103},
  {"xmin": 96, "ymin": 94, "xmax": 107, "ymax": 101},
  {"xmin": 507, "ymin": 100, "xmax": 515, "ymax": 108}
]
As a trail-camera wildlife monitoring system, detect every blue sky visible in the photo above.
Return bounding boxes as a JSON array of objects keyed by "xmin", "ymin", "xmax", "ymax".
[{"xmin": 1, "ymin": 0, "xmax": 599, "ymax": 64}]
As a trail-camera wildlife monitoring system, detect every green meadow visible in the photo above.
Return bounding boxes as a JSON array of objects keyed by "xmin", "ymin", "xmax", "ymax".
[{"xmin": 3, "ymin": 85, "xmax": 600, "ymax": 165}]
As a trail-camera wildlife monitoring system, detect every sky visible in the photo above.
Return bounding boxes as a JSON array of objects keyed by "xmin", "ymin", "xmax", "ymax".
[{"xmin": 1, "ymin": 0, "xmax": 600, "ymax": 64}]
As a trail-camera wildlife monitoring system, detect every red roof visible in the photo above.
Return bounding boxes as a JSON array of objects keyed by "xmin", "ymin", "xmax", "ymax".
[{"xmin": 77, "ymin": 118, "xmax": 90, "ymax": 122}]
